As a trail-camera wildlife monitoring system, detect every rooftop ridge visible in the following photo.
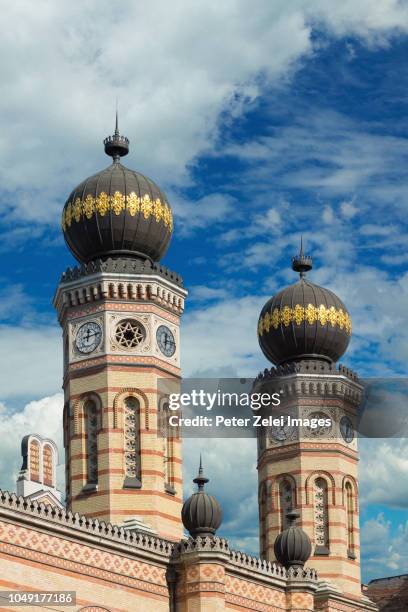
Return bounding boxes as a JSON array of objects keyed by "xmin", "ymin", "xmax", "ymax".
[
  {"xmin": 171, "ymin": 537, "xmax": 318, "ymax": 582},
  {"xmin": 0, "ymin": 489, "xmax": 173, "ymax": 558},
  {"xmin": 229, "ymin": 547, "xmax": 287, "ymax": 578}
]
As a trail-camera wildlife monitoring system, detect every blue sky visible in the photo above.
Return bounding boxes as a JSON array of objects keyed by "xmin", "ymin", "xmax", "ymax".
[{"xmin": 0, "ymin": 0, "xmax": 408, "ymax": 585}]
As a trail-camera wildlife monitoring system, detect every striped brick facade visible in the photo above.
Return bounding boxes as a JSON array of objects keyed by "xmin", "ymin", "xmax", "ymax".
[
  {"xmin": 254, "ymin": 365, "xmax": 365, "ymax": 601},
  {"xmin": 0, "ymin": 492, "xmax": 377, "ymax": 611},
  {"xmin": 54, "ymin": 266, "xmax": 187, "ymax": 540}
]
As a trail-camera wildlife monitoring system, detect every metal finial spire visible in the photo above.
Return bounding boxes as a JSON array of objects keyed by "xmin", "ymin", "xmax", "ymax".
[
  {"xmin": 292, "ymin": 236, "xmax": 313, "ymax": 279},
  {"xmin": 104, "ymin": 107, "xmax": 129, "ymax": 161},
  {"xmin": 193, "ymin": 455, "xmax": 209, "ymax": 491},
  {"xmin": 115, "ymin": 106, "xmax": 119, "ymax": 136}
]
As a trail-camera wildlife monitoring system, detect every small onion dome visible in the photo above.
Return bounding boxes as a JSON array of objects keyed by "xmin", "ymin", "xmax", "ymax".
[
  {"xmin": 274, "ymin": 509, "xmax": 312, "ymax": 569},
  {"xmin": 181, "ymin": 458, "xmax": 223, "ymax": 538},
  {"xmin": 62, "ymin": 113, "xmax": 173, "ymax": 264},
  {"xmin": 258, "ymin": 240, "xmax": 351, "ymax": 365}
]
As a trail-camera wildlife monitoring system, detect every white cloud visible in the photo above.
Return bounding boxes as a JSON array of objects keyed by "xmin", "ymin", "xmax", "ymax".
[
  {"xmin": 323, "ymin": 205, "xmax": 334, "ymax": 224},
  {"xmin": 361, "ymin": 513, "xmax": 408, "ymax": 580},
  {"xmin": 222, "ymin": 111, "xmax": 408, "ymax": 214},
  {"xmin": 0, "ymin": 1, "xmax": 407, "ymax": 230},
  {"xmin": 189, "ymin": 286, "xmax": 229, "ymax": 302},
  {"xmin": 0, "ymin": 284, "xmax": 31, "ymax": 320},
  {"xmin": 381, "ymin": 252, "xmax": 408, "ymax": 266},
  {"xmin": 183, "ymin": 437, "xmax": 258, "ymax": 552},
  {"xmin": 181, "ymin": 295, "xmax": 267, "ymax": 377},
  {"xmin": 172, "ymin": 193, "xmax": 237, "ymax": 235},
  {"xmin": 340, "ymin": 199, "xmax": 358, "ymax": 219},
  {"xmin": 0, "ymin": 324, "xmax": 61, "ymax": 402},
  {"xmin": 306, "ymin": 0, "xmax": 408, "ymax": 43},
  {"xmin": 360, "ymin": 224, "xmax": 398, "ymax": 236},
  {"xmin": 0, "ymin": 393, "xmax": 63, "ymax": 493},
  {"xmin": 360, "ymin": 439, "xmax": 408, "ymax": 507}
]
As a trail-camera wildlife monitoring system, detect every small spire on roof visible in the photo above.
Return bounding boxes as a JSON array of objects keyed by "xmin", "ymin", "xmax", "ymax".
[
  {"xmin": 292, "ymin": 235, "xmax": 313, "ymax": 279},
  {"xmin": 103, "ymin": 106, "xmax": 129, "ymax": 161},
  {"xmin": 115, "ymin": 107, "xmax": 119, "ymax": 136},
  {"xmin": 193, "ymin": 454, "xmax": 209, "ymax": 491}
]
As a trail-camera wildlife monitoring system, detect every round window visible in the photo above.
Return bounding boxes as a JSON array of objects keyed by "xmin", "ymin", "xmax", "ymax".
[{"xmin": 115, "ymin": 319, "xmax": 146, "ymax": 348}]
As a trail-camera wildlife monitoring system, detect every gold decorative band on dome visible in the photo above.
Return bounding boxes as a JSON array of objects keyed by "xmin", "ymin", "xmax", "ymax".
[
  {"xmin": 258, "ymin": 304, "xmax": 352, "ymax": 337},
  {"xmin": 61, "ymin": 191, "xmax": 173, "ymax": 232}
]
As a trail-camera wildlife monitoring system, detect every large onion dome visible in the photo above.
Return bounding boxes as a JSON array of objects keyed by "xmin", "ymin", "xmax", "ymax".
[
  {"xmin": 182, "ymin": 458, "xmax": 223, "ymax": 538},
  {"xmin": 61, "ymin": 114, "xmax": 173, "ymax": 264},
  {"xmin": 274, "ymin": 509, "xmax": 312, "ymax": 569},
  {"xmin": 258, "ymin": 241, "xmax": 351, "ymax": 365}
]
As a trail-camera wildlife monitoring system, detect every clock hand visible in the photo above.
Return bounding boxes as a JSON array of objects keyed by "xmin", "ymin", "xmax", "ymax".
[{"xmin": 87, "ymin": 329, "xmax": 102, "ymax": 340}]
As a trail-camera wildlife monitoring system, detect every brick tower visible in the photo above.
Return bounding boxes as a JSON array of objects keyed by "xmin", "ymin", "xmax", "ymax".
[
  {"xmin": 255, "ymin": 243, "xmax": 364, "ymax": 601},
  {"xmin": 53, "ymin": 118, "xmax": 187, "ymax": 540}
]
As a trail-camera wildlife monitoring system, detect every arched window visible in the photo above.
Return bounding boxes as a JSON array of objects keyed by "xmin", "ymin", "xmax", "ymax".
[
  {"xmin": 257, "ymin": 427, "xmax": 265, "ymax": 454},
  {"xmin": 43, "ymin": 444, "xmax": 53, "ymax": 487},
  {"xmin": 29, "ymin": 439, "xmax": 40, "ymax": 483},
  {"xmin": 345, "ymin": 482, "xmax": 356, "ymax": 559},
  {"xmin": 279, "ymin": 479, "xmax": 294, "ymax": 530},
  {"xmin": 259, "ymin": 484, "xmax": 267, "ymax": 558},
  {"xmin": 162, "ymin": 406, "xmax": 170, "ymax": 485},
  {"xmin": 124, "ymin": 396, "xmax": 141, "ymax": 486},
  {"xmin": 64, "ymin": 335, "xmax": 69, "ymax": 370},
  {"xmin": 314, "ymin": 477, "xmax": 329, "ymax": 554},
  {"xmin": 84, "ymin": 400, "xmax": 98, "ymax": 485},
  {"xmin": 160, "ymin": 400, "xmax": 175, "ymax": 493}
]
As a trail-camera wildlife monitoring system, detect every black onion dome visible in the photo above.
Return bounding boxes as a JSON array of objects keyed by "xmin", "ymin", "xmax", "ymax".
[
  {"xmin": 274, "ymin": 510, "xmax": 312, "ymax": 569},
  {"xmin": 182, "ymin": 458, "xmax": 223, "ymax": 538},
  {"xmin": 258, "ymin": 243, "xmax": 351, "ymax": 365},
  {"xmin": 62, "ymin": 116, "xmax": 173, "ymax": 264}
]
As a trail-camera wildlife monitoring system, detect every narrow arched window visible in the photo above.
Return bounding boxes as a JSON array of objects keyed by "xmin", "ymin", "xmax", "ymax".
[
  {"xmin": 30, "ymin": 439, "xmax": 40, "ymax": 483},
  {"xmin": 64, "ymin": 335, "xmax": 69, "ymax": 370},
  {"xmin": 84, "ymin": 400, "xmax": 98, "ymax": 485},
  {"xmin": 279, "ymin": 479, "xmax": 294, "ymax": 530},
  {"xmin": 259, "ymin": 485, "xmax": 267, "ymax": 558},
  {"xmin": 160, "ymin": 401, "xmax": 175, "ymax": 493},
  {"xmin": 345, "ymin": 482, "xmax": 355, "ymax": 558},
  {"xmin": 314, "ymin": 477, "xmax": 329, "ymax": 553},
  {"xmin": 124, "ymin": 397, "xmax": 141, "ymax": 484},
  {"xmin": 43, "ymin": 444, "xmax": 53, "ymax": 487}
]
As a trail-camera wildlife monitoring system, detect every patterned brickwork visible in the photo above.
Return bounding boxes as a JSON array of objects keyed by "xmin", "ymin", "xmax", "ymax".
[
  {"xmin": 255, "ymin": 370, "xmax": 363, "ymax": 599},
  {"xmin": 59, "ymin": 268, "xmax": 185, "ymax": 539},
  {"xmin": 225, "ymin": 573, "xmax": 286, "ymax": 611},
  {"xmin": 0, "ymin": 519, "xmax": 167, "ymax": 592}
]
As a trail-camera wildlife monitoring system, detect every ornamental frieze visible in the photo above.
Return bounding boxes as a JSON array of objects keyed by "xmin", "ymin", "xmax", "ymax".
[
  {"xmin": 62, "ymin": 191, "xmax": 173, "ymax": 232},
  {"xmin": 258, "ymin": 304, "xmax": 352, "ymax": 336}
]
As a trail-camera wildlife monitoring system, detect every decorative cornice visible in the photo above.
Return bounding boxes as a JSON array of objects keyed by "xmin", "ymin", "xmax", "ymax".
[
  {"xmin": 229, "ymin": 548, "xmax": 287, "ymax": 579},
  {"xmin": 53, "ymin": 258, "xmax": 186, "ymax": 322},
  {"xmin": 255, "ymin": 360, "xmax": 359, "ymax": 384},
  {"xmin": 59, "ymin": 257, "xmax": 183, "ymax": 288},
  {"xmin": 171, "ymin": 537, "xmax": 318, "ymax": 584},
  {"xmin": 171, "ymin": 535, "xmax": 230, "ymax": 559},
  {"xmin": 0, "ymin": 489, "xmax": 173, "ymax": 561}
]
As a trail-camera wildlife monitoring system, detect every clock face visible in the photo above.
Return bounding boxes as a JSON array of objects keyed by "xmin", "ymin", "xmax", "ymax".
[
  {"xmin": 75, "ymin": 321, "xmax": 102, "ymax": 354},
  {"xmin": 340, "ymin": 415, "xmax": 354, "ymax": 443},
  {"xmin": 306, "ymin": 411, "xmax": 332, "ymax": 437},
  {"xmin": 156, "ymin": 325, "xmax": 176, "ymax": 357},
  {"xmin": 268, "ymin": 423, "xmax": 296, "ymax": 443}
]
